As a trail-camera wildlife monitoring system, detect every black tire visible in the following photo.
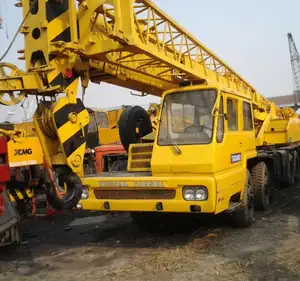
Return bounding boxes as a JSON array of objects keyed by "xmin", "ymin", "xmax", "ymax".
[
  {"xmin": 45, "ymin": 166, "xmax": 82, "ymax": 211},
  {"xmin": 118, "ymin": 106, "xmax": 153, "ymax": 152},
  {"xmin": 286, "ymin": 152, "xmax": 296, "ymax": 187},
  {"xmin": 229, "ymin": 170, "xmax": 254, "ymax": 228},
  {"xmin": 251, "ymin": 161, "xmax": 271, "ymax": 211},
  {"xmin": 293, "ymin": 151, "xmax": 300, "ymax": 182}
]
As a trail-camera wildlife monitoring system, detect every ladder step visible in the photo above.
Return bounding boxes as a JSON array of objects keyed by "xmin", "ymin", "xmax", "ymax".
[{"xmin": 226, "ymin": 202, "xmax": 242, "ymax": 213}]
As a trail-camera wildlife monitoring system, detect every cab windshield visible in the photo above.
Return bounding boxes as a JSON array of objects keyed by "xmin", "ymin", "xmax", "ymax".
[{"xmin": 157, "ymin": 89, "xmax": 217, "ymax": 145}]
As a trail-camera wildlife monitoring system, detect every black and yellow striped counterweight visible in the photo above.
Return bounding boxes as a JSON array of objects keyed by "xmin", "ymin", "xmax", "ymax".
[{"xmin": 8, "ymin": 188, "xmax": 33, "ymax": 203}]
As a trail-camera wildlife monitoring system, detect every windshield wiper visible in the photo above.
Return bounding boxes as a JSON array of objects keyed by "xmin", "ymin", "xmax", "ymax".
[
  {"xmin": 158, "ymin": 118, "xmax": 182, "ymax": 155},
  {"xmin": 169, "ymin": 137, "xmax": 182, "ymax": 155}
]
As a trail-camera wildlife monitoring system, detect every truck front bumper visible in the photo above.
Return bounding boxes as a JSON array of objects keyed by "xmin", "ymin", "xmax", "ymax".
[{"xmin": 79, "ymin": 174, "xmax": 216, "ymax": 213}]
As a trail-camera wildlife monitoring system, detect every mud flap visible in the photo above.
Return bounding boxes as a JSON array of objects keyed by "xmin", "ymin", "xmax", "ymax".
[{"xmin": 0, "ymin": 191, "xmax": 20, "ymax": 246}]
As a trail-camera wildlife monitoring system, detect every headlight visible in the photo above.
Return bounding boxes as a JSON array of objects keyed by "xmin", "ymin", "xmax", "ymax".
[
  {"xmin": 91, "ymin": 149, "xmax": 95, "ymax": 154},
  {"xmin": 183, "ymin": 186, "xmax": 207, "ymax": 201},
  {"xmin": 81, "ymin": 187, "xmax": 89, "ymax": 200},
  {"xmin": 183, "ymin": 188, "xmax": 195, "ymax": 200},
  {"xmin": 195, "ymin": 188, "xmax": 207, "ymax": 200}
]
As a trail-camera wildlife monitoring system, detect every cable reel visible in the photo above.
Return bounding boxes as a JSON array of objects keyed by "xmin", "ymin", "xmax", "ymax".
[{"xmin": 0, "ymin": 63, "xmax": 26, "ymax": 106}]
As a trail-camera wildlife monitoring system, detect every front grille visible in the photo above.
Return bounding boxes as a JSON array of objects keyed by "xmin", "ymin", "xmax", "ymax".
[{"xmin": 94, "ymin": 189, "xmax": 175, "ymax": 200}]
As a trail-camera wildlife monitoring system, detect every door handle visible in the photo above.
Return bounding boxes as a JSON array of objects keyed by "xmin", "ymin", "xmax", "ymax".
[{"xmin": 240, "ymin": 142, "xmax": 243, "ymax": 147}]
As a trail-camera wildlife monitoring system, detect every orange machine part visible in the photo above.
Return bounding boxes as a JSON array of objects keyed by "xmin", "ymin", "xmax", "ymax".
[{"xmin": 95, "ymin": 144, "xmax": 126, "ymax": 173}]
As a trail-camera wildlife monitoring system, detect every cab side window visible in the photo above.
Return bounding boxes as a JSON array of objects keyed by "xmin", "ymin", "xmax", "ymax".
[
  {"xmin": 95, "ymin": 112, "xmax": 109, "ymax": 128},
  {"xmin": 243, "ymin": 102, "xmax": 253, "ymax": 131},
  {"xmin": 88, "ymin": 113, "xmax": 97, "ymax": 133},
  {"xmin": 217, "ymin": 96, "xmax": 224, "ymax": 143},
  {"xmin": 227, "ymin": 98, "xmax": 238, "ymax": 131}
]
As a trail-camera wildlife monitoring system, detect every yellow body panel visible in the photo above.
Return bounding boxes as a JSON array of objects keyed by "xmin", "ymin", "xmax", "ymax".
[
  {"xmin": 98, "ymin": 128, "xmax": 121, "ymax": 145},
  {"xmin": 14, "ymin": 122, "xmax": 37, "ymax": 137},
  {"xmin": 263, "ymin": 117, "xmax": 300, "ymax": 145},
  {"xmin": 81, "ymin": 174, "xmax": 216, "ymax": 213},
  {"xmin": 107, "ymin": 109, "xmax": 125, "ymax": 128},
  {"xmin": 7, "ymin": 137, "xmax": 44, "ymax": 167}
]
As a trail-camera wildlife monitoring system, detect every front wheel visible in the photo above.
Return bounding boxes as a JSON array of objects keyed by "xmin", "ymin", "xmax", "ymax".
[
  {"xmin": 229, "ymin": 170, "xmax": 254, "ymax": 228},
  {"xmin": 45, "ymin": 166, "xmax": 82, "ymax": 211}
]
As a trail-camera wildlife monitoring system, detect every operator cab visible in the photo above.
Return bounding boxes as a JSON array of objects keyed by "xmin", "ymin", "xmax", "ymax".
[{"xmin": 151, "ymin": 86, "xmax": 256, "ymax": 175}]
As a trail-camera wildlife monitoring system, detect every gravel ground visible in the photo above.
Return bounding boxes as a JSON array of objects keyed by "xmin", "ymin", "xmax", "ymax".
[{"xmin": 1, "ymin": 184, "xmax": 300, "ymax": 281}]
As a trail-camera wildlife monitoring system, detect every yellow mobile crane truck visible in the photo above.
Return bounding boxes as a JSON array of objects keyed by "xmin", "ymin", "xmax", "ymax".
[{"xmin": 0, "ymin": 0, "xmax": 299, "ymax": 228}]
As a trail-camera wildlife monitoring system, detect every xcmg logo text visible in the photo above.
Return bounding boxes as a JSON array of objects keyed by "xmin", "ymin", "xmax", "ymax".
[{"xmin": 14, "ymin": 148, "xmax": 33, "ymax": 156}]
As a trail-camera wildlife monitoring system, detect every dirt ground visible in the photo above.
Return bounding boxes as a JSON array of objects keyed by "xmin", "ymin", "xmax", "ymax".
[{"xmin": 1, "ymin": 184, "xmax": 300, "ymax": 281}]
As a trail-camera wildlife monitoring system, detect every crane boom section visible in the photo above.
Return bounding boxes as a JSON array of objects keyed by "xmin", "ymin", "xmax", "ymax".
[
  {"xmin": 80, "ymin": 0, "xmax": 261, "ymax": 101},
  {"xmin": 13, "ymin": 0, "xmax": 275, "ymax": 112},
  {"xmin": 80, "ymin": 0, "xmax": 289, "ymax": 122}
]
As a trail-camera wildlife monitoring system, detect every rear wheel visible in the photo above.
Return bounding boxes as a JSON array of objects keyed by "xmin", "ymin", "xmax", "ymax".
[
  {"xmin": 286, "ymin": 152, "xmax": 296, "ymax": 187},
  {"xmin": 293, "ymin": 151, "xmax": 300, "ymax": 182},
  {"xmin": 229, "ymin": 170, "xmax": 254, "ymax": 228},
  {"xmin": 251, "ymin": 161, "xmax": 271, "ymax": 211}
]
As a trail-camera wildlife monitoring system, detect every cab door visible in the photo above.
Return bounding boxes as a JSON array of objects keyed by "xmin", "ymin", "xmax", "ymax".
[{"xmin": 214, "ymin": 93, "xmax": 248, "ymax": 213}]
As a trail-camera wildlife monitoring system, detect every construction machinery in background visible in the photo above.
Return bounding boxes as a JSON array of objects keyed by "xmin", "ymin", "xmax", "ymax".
[
  {"xmin": 287, "ymin": 33, "xmax": 300, "ymax": 110},
  {"xmin": 1, "ymin": 0, "xmax": 300, "ymax": 230},
  {"xmin": 288, "ymin": 33, "xmax": 300, "ymax": 96},
  {"xmin": 84, "ymin": 104, "xmax": 159, "ymax": 174},
  {"xmin": 84, "ymin": 105, "xmax": 129, "ymax": 174}
]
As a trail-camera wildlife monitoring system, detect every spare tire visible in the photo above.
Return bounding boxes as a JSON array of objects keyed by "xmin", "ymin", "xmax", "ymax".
[
  {"xmin": 45, "ymin": 166, "xmax": 82, "ymax": 211},
  {"xmin": 118, "ymin": 106, "xmax": 153, "ymax": 152}
]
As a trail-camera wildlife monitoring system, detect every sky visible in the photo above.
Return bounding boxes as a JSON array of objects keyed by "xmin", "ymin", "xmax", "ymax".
[{"xmin": 0, "ymin": 0, "xmax": 300, "ymax": 121}]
